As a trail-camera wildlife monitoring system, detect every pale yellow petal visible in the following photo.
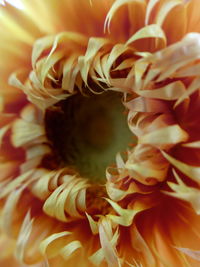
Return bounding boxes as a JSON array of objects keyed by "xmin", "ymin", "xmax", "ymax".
[
  {"xmin": 39, "ymin": 231, "xmax": 71, "ymax": 258},
  {"xmin": 12, "ymin": 119, "xmax": 45, "ymax": 147},
  {"xmin": 139, "ymin": 125, "xmax": 188, "ymax": 147},
  {"xmin": 174, "ymin": 247, "xmax": 200, "ymax": 262},
  {"xmin": 15, "ymin": 211, "xmax": 34, "ymax": 264},
  {"xmin": 126, "ymin": 24, "xmax": 166, "ymax": 48},
  {"xmin": 104, "ymin": 0, "xmax": 145, "ymax": 33},
  {"xmin": 60, "ymin": 240, "xmax": 82, "ymax": 260},
  {"xmin": 105, "ymin": 198, "xmax": 142, "ymax": 226},
  {"xmin": 99, "ymin": 218, "xmax": 120, "ymax": 267},
  {"xmin": 162, "ymin": 151, "xmax": 200, "ymax": 184}
]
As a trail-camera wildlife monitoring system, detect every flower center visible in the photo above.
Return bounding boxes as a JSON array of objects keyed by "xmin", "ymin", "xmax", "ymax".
[{"xmin": 45, "ymin": 91, "xmax": 134, "ymax": 182}]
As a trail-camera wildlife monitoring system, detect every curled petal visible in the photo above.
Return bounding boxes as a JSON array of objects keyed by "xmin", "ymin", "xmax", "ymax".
[
  {"xmin": 104, "ymin": 0, "xmax": 144, "ymax": 33},
  {"xmin": 60, "ymin": 240, "xmax": 82, "ymax": 260},
  {"xmin": 126, "ymin": 24, "xmax": 166, "ymax": 48},
  {"xmin": 39, "ymin": 231, "xmax": 71, "ymax": 258},
  {"xmin": 78, "ymin": 37, "xmax": 110, "ymax": 86},
  {"xmin": 43, "ymin": 176, "xmax": 89, "ymax": 221}
]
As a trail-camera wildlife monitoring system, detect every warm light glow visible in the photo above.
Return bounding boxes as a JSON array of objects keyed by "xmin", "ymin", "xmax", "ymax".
[
  {"xmin": 2, "ymin": 0, "xmax": 24, "ymax": 9},
  {"xmin": 1, "ymin": 0, "xmax": 200, "ymax": 266}
]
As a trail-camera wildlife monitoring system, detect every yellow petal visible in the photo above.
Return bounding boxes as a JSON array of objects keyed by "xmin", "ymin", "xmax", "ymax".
[
  {"xmin": 99, "ymin": 218, "xmax": 120, "ymax": 267},
  {"xmin": 182, "ymin": 141, "xmax": 200, "ymax": 148},
  {"xmin": 39, "ymin": 231, "xmax": 71, "ymax": 258},
  {"xmin": 164, "ymin": 170, "xmax": 200, "ymax": 214},
  {"xmin": 126, "ymin": 24, "xmax": 166, "ymax": 48},
  {"xmin": 145, "ymin": 0, "xmax": 160, "ymax": 25},
  {"xmin": 175, "ymin": 77, "xmax": 200, "ymax": 107},
  {"xmin": 154, "ymin": 0, "xmax": 182, "ymax": 27},
  {"xmin": 104, "ymin": 0, "xmax": 145, "ymax": 33},
  {"xmin": 60, "ymin": 240, "xmax": 82, "ymax": 260},
  {"xmin": 1, "ymin": 186, "xmax": 25, "ymax": 236},
  {"xmin": 0, "ymin": 170, "xmax": 34, "ymax": 198},
  {"xmin": 85, "ymin": 213, "xmax": 99, "ymax": 235},
  {"xmin": 174, "ymin": 247, "xmax": 200, "ymax": 262},
  {"xmin": 105, "ymin": 198, "xmax": 142, "ymax": 226},
  {"xmin": 78, "ymin": 37, "xmax": 109, "ymax": 85},
  {"xmin": 162, "ymin": 151, "xmax": 200, "ymax": 184},
  {"xmin": 137, "ymin": 81, "xmax": 186, "ymax": 101},
  {"xmin": 139, "ymin": 125, "xmax": 188, "ymax": 147},
  {"xmin": 15, "ymin": 211, "xmax": 34, "ymax": 264},
  {"xmin": 12, "ymin": 119, "xmax": 45, "ymax": 147}
]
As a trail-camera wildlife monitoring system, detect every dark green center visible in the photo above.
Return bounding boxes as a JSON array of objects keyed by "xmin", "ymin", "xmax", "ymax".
[{"xmin": 45, "ymin": 91, "xmax": 134, "ymax": 182}]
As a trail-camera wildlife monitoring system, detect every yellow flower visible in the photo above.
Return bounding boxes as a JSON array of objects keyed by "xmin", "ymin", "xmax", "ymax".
[{"xmin": 1, "ymin": 0, "xmax": 200, "ymax": 266}]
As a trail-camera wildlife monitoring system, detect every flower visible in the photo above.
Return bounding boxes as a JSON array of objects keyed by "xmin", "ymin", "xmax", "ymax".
[{"xmin": 1, "ymin": 0, "xmax": 200, "ymax": 266}]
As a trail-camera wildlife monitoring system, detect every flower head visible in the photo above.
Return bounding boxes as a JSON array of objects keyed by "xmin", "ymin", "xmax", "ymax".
[{"xmin": 1, "ymin": 0, "xmax": 200, "ymax": 266}]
